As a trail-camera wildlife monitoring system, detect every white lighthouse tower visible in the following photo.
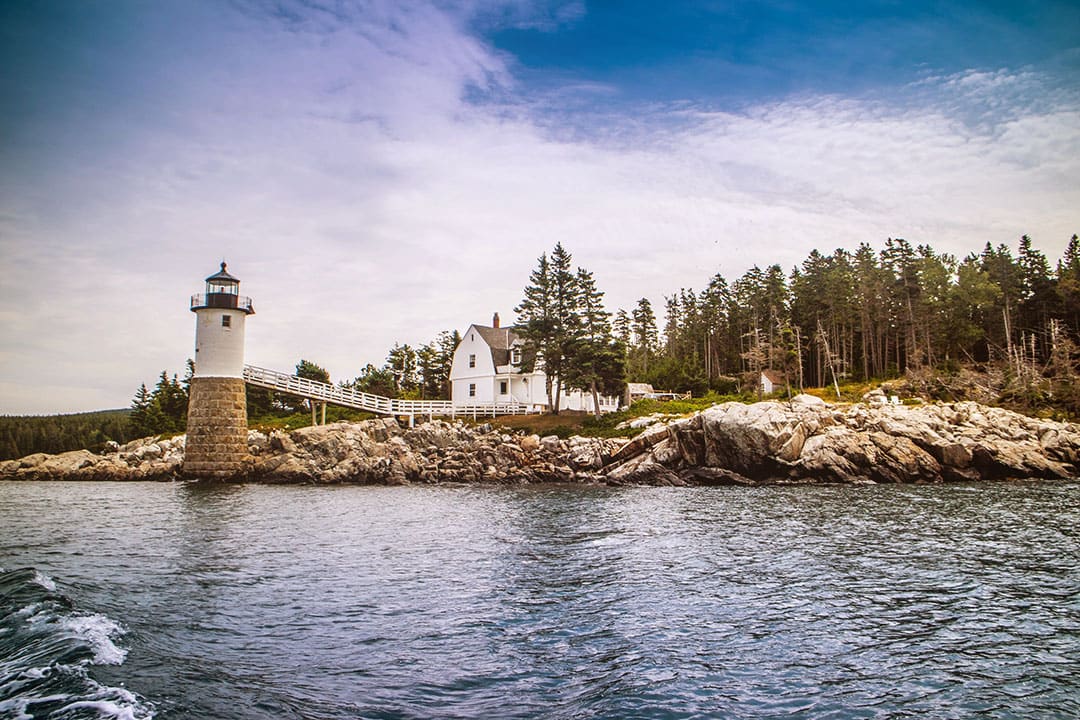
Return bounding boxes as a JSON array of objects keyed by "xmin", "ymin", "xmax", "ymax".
[{"xmin": 183, "ymin": 262, "xmax": 255, "ymax": 479}]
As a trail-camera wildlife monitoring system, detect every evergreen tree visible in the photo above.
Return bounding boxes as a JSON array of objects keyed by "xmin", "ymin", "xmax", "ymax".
[
  {"xmin": 882, "ymin": 238, "xmax": 922, "ymax": 370},
  {"xmin": 981, "ymin": 242, "xmax": 1023, "ymax": 360},
  {"xmin": 129, "ymin": 383, "xmax": 153, "ymax": 437},
  {"xmin": 947, "ymin": 256, "xmax": 1001, "ymax": 362},
  {"xmin": 514, "ymin": 251, "xmax": 555, "ymax": 406},
  {"xmin": 153, "ymin": 371, "xmax": 188, "ymax": 432},
  {"xmin": 613, "ymin": 309, "xmax": 632, "ymax": 351},
  {"xmin": 386, "ymin": 343, "xmax": 419, "ymax": 393},
  {"xmin": 1057, "ymin": 235, "xmax": 1080, "ymax": 335},
  {"xmin": 296, "ymin": 359, "xmax": 330, "ymax": 383},
  {"xmin": 629, "ymin": 297, "xmax": 658, "ymax": 377},
  {"xmin": 562, "ymin": 267, "xmax": 621, "ymax": 415},
  {"xmin": 515, "ymin": 243, "xmax": 582, "ymax": 413},
  {"xmin": 1017, "ymin": 235, "xmax": 1057, "ymax": 348},
  {"xmin": 347, "ymin": 363, "xmax": 397, "ymax": 398},
  {"xmin": 288, "ymin": 359, "xmax": 330, "ymax": 412}
]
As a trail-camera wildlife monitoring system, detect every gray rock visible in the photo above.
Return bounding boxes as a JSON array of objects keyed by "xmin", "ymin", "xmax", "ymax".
[
  {"xmin": 540, "ymin": 435, "xmax": 563, "ymax": 452},
  {"xmin": 3, "ymin": 399, "xmax": 1076, "ymax": 486}
]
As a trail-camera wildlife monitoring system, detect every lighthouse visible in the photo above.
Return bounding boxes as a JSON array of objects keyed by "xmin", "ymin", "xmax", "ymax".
[{"xmin": 183, "ymin": 262, "xmax": 255, "ymax": 479}]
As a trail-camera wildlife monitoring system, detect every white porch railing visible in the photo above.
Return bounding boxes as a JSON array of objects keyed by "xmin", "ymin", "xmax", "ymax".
[{"xmin": 242, "ymin": 365, "xmax": 539, "ymax": 418}]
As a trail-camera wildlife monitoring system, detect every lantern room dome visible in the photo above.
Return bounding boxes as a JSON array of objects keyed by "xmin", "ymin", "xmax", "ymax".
[
  {"xmin": 191, "ymin": 261, "xmax": 254, "ymax": 314},
  {"xmin": 205, "ymin": 261, "xmax": 240, "ymax": 285}
]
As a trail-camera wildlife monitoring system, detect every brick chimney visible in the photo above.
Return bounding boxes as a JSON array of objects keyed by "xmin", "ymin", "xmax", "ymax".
[{"xmin": 492, "ymin": 312, "xmax": 500, "ymax": 328}]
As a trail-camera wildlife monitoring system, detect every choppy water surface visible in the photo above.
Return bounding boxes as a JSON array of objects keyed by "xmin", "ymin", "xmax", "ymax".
[{"xmin": 1, "ymin": 481, "xmax": 1078, "ymax": 719}]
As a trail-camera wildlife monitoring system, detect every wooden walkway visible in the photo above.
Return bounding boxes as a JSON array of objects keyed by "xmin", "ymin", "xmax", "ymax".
[{"xmin": 242, "ymin": 365, "xmax": 537, "ymax": 419}]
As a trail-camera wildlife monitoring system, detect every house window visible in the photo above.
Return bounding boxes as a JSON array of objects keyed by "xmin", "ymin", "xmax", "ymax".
[
  {"xmin": 511, "ymin": 348, "xmax": 521, "ymax": 364},
  {"xmin": 221, "ymin": 315, "xmax": 231, "ymax": 327},
  {"xmin": 500, "ymin": 381, "xmax": 508, "ymax": 395},
  {"xmin": 469, "ymin": 383, "xmax": 476, "ymax": 397},
  {"xmin": 468, "ymin": 353, "xmax": 476, "ymax": 368}
]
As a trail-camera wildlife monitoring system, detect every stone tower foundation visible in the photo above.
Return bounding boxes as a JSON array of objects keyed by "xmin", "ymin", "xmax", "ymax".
[{"xmin": 183, "ymin": 376, "xmax": 250, "ymax": 479}]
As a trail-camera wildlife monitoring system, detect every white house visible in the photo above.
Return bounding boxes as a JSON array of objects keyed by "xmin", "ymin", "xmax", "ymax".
[{"xmin": 449, "ymin": 313, "xmax": 619, "ymax": 413}]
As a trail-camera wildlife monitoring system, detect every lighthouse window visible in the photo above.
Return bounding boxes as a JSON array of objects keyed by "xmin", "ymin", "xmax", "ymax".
[{"xmin": 221, "ymin": 315, "xmax": 231, "ymax": 327}]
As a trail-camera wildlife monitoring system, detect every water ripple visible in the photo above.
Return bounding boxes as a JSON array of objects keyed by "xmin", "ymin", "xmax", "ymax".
[{"xmin": 1, "ymin": 481, "xmax": 1077, "ymax": 719}]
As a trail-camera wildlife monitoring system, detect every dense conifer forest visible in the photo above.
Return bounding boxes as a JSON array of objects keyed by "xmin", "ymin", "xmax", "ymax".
[
  {"xmin": 0, "ymin": 410, "xmax": 133, "ymax": 461},
  {"xmin": 614, "ymin": 235, "xmax": 1080, "ymax": 415}
]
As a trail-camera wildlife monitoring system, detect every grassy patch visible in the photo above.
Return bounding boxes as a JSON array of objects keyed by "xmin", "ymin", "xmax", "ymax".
[
  {"xmin": 490, "ymin": 393, "xmax": 745, "ymax": 439},
  {"xmin": 249, "ymin": 406, "xmax": 376, "ymax": 432}
]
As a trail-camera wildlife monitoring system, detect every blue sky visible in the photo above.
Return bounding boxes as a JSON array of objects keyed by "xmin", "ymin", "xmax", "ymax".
[
  {"xmin": 1, "ymin": 0, "xmax": 1078, "ymax": 414},
  {"xmin": 486, "ymin": 1, "xmax": 1077, "ymax": 101}
]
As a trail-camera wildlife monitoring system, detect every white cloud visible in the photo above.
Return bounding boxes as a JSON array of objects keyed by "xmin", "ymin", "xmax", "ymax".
[{"xmin": 1, "ymin": 1, "xmax": 1077, "ymax": 413}]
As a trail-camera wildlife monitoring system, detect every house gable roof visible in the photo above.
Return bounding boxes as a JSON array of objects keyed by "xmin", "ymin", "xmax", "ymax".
[
  {"xmin": 761, "ymin": 369, "xmax": 786, "ymax": 385},
  {"xmin": 469, "ymin": 324, "xmax": 522, "ymax": 368}
]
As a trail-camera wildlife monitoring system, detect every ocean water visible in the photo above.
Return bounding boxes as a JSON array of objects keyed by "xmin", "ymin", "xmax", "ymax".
[{"xmin": 1, "ymin": 480, "xmax": 1077, "ymax": 719}]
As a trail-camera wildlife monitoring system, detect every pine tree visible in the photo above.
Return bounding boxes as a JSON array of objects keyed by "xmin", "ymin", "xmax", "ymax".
[
  {"xmin": 613, "ymin": 309, "xmax": 632, "ymax": 350},
  {"xmin": 129, "ymin": 383, "xmax": 152, "ymax": 437},
  {"xmin": 1057, "ymin": 234, "xmax": 1080, "ymax": 336},
  {"xmin": 1017, "ymin": 235, "xmax": 1057, "ymax": 349},
  {"xmin": 515, "ymin": 244, "xmax": 583, "ymax": 413},
  {"xmin": 562, "ymin": 267, "xmax": 620, "ymax": 415},
  {"xmin": 631, "ymin": 298, "xmax": 658, "ymax": 360},
  {"xmin": 386, "ymin": 343, "xmax": 419, "ymax": 394},
  {"xmin": 515, "ymin": 252, "xmax": 555, "ymax": 406}
]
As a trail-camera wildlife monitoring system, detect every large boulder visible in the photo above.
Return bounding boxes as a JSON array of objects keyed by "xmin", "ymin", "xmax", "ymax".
[
  {"xmin": 600, "ymin": 398, "xmax": 1080, "ymax": 485},
  {"xmin": 697, "ymin": 401, "xmax": 823, "ymax": 479}
]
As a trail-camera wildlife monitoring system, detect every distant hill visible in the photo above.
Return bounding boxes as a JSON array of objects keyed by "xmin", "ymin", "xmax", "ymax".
[{"xmin": 0, "ymin": 409, "xmax": 133, "ymax": 461}]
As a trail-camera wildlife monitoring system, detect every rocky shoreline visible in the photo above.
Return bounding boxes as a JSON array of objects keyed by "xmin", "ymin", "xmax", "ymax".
[{"xmin": 2, "ymin": 396, "xmax": 1078, "ymax": 485}]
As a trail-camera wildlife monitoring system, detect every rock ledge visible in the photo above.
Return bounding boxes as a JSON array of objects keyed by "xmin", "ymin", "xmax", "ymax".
[{"xmin": 2, "ymin": 399, "xmax": 1077, "ymax": 485}]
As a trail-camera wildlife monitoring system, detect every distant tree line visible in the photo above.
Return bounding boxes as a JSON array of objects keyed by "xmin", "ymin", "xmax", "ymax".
[
  {"xmin": 0, "ymin": 410, "xmax": 133, "ymax": 461},
  {"xmin": 617, "ymin": 234, "xmax": 1080, "ymax": 413}
]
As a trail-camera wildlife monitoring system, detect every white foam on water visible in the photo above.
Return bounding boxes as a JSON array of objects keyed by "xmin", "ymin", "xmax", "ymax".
[
  {"xmin": 66, "ymin": 682, "xmax": 154, "ymax": 719},
  {"xmin": 2, "ymin": 569, "xmax": 155, "ymax": 719},
  {"xmin": 62, "ymin": 614, "xmax": 129, "ymax": 665},
  {"xmin": 31, "ymin": 571, "xmax": 57, "ymax": 592},
  {"xmin": 0, "ymin": 695, "xmax": 37, "ymax": 720},
  {"xmin": 59, "ymin": 692, "xmax": 154, "ymax": 720},
  {"xmin": 1, "ymin": 684, "xmax": 154, "ymax": 720}
]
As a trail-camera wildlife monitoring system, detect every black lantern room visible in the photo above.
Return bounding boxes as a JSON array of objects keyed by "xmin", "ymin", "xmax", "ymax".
[{"xmin": 190, "ymin": 262, "xmax": 255, "ymax": 314}]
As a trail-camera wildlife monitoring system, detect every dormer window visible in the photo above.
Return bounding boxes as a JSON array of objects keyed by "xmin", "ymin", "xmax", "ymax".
[{"xmin": 511, "ymin": 348, "xmax": 522, "ymax": 365}]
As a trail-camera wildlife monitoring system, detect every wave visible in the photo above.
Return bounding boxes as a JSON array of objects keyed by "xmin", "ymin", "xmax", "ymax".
[{"xmin": 0, "ymin": 567, "xmax": 154, "ymax": 719}]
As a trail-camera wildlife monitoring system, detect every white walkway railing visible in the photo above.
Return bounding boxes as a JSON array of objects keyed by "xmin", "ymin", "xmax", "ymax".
[{"xmin": 242, "ymin": 365, "xmax": 537, "ymax": 418}]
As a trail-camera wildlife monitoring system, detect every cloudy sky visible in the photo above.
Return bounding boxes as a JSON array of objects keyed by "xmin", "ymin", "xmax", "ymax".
[{"xmin": 1, "ymin": 0, "xmax": 1078, "ymax": 414}]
